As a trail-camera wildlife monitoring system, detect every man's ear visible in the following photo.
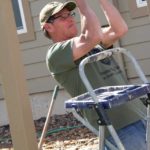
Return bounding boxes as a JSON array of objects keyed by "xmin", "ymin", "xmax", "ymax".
[{"xmin": 43, "ymin": 23, "xmax": 53, "ymax": 33}]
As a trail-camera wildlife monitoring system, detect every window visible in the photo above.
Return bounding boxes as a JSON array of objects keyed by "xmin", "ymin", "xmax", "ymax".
[
  {"xmin": 12, "ymin": 0, "xmax": 27, "ymax": 34},
  {"xmin": 12, "ymin": 0, "xmax": 35, "ymax": 42},
  {"xmin": 136, "ymin": 0, "xmax": 147, "ymax": 8},
  {"xmin": 128, "ymin": 0, "xmax": 149, "ymax": 18}
]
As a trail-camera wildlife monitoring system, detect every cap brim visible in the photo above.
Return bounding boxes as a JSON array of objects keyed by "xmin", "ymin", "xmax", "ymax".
[{"xmin": 51, "ymin": 1, "xmax": 76, "ymax": 16}]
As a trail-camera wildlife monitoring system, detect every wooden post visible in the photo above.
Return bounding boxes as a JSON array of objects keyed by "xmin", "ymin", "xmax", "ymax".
[{"xmin": 0, "ymin": 1, "xmax": 38, "ymax": 150}]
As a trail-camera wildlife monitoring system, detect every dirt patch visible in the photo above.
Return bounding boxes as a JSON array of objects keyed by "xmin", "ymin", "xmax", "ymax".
[{"xmin": 0, "ymin": 113, "xmax": 99, "ymax": 150}]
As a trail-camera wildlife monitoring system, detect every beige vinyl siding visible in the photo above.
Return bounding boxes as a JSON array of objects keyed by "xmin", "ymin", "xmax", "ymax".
[
  {"xmin": 115, "ymin": 0, "xmax": 150, "ymax": 83},
  {"xmin": 126, "ymin": 59, "xmax": 150, "ymax": 77},
  {"xmin": 0, "ymin": 86, "xmax": 4, "ymax": 100},
  {"xmin": 129, "ymin": 76, "xmax": 150, "ymax": 84},
  {"xmin": 121, "ymin": 25, "xmax": 150, "ymax": 46}
]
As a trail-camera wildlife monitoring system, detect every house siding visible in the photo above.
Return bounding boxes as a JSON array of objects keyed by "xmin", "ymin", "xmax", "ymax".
[{"xmin": 116, "ymin": 0, "xmax": 150, "ymax": 82}]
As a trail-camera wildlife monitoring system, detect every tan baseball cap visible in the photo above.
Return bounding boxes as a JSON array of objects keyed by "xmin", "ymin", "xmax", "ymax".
[{"xmin": 39, "ymin": 1, "xmax": 76, "ymax": 29}]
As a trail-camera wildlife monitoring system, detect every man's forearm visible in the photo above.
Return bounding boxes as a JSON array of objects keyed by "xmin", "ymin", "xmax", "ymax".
[
  {"xmin": 75, "ymin": 0, "xmax": 102, "ymax": 38},
  {"xmin": 99, "ymin": 0, "xmax": 128, "ymax": 34}
]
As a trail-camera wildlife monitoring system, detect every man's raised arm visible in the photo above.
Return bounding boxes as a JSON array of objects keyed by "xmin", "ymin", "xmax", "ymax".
[
  {"xmin": 72, "ymin": 0, "xmax": 103, "ymax": 60},
  {"xmin": 98, "ymin": 0, "xmax": 128, "ymax": 48}
]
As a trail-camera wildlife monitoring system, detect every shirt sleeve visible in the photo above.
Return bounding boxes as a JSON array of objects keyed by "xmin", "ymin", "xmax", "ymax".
[{"xmin": 46, "ymin": 39, "xmax": 76, "ymax": 75}]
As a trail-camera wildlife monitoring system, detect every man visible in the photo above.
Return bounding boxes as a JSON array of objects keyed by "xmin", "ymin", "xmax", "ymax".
[{"xmin": 39, "ymin": 0, "xmax": 146, "ymax": 149}]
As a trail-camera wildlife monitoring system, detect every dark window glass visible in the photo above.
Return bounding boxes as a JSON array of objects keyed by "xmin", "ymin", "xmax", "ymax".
[{"xmin": 12, "ymin": 0, "xmax": 23, "ymax": 30}]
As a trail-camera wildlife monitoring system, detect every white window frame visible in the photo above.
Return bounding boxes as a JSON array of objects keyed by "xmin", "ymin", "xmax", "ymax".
[
  {"xmin": 16, "ymin": 0, "xmax": 27, "ymax": 34},
  {"xmin": 136, "ymin": 0, "xmax": 147, "ymax": 8},
  {"xmin": 128, "ymin": 0, "xmax": 149, "ymax": 18},
  {"xmin": 12, "ymin": 0, "xmax": 35, "ymax": 42}
]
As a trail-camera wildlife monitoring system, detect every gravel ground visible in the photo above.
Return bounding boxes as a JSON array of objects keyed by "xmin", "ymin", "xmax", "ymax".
[{"xmin": 0, "ymin": 113, "xmax": 99, "ymax": 150}]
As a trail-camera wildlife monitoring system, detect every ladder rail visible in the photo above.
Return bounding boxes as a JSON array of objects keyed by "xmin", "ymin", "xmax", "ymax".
[{"xmin": 79, "ymin": 47, "xmax": 149, "ymax": 150}]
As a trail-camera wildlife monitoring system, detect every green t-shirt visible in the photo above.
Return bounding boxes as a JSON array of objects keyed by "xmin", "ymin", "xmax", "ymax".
[{"xmin": 46, "ymin": 39, "xmax": 146, "ymax": 130}]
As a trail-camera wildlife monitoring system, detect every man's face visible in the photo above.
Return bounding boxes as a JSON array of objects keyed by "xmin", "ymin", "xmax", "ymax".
[{"xmin": 49, "ymin": 8, "xmax": 78, "ymax": 40}]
